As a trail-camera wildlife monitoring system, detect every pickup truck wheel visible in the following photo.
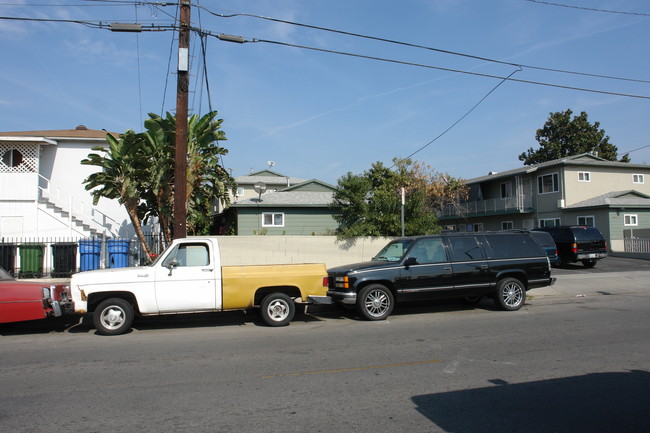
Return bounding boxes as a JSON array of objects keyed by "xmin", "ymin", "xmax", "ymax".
[
  {"xmin": 357, "ymin": 284, "xmax": 393, "ymax": 320},
  {"xmin": 260, "ymin": 293, "xmax": 295, "ymax": 327},
  {"xmin": 93, "ymin": 298, "xmax": 134, "ymax": 335},
  {"xmin": 493, "ymin": 278, "xmax": 526, "ymax": 311}
]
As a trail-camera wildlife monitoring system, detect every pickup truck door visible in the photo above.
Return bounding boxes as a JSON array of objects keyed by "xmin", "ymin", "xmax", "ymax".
[
  {"xmin": 447, "ymin": 236, "xmax": 492, "ymax": 295},
  {"xmin": 396, "ymin": 237, "xmax": 454, "ymax": 299},
  {"xmin": 154, "ymin": 241, "xmax": 221, "ymax": 313}
]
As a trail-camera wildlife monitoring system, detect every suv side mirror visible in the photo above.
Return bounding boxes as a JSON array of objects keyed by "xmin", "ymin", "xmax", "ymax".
[{"xmin": 404, "ymin": 257, "xmax": 418, "ymax": 268}]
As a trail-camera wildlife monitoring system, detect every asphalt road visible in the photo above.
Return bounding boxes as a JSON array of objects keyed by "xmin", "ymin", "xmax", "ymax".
[{"xmin": 1, "ymin": 257, "xmax": 649, "ymax": 432}]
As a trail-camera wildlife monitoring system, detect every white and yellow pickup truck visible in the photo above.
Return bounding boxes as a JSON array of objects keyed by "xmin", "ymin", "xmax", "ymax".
[{"xmin": 68, "ymin": 237, "xmax": 329, "ymax": 335}]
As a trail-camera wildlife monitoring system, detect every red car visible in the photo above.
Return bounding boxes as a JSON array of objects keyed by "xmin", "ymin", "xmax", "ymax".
[{"xmin": 0, "ymin": 267, "xmax": 70, "ymax": 324}]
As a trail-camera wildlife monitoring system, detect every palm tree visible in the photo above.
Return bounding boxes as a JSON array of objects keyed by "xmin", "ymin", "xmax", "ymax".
[{"xmin": 81, "ymin": 130, "xmax": 154, "ymax": 258}]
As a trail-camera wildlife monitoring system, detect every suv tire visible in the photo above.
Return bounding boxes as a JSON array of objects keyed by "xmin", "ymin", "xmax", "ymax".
[{"xmin": 493, "ymin": 277, "xmax": 526, "ymax": 311}]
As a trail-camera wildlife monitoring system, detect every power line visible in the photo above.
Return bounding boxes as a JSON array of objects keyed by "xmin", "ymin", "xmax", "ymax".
[
  {"xmin": 199, "ymin": 6, "xmax": 650, "ymax": 85},
  {"xmin": 523, "ymin": 0, "xmax": 650, "ymax": 17}
]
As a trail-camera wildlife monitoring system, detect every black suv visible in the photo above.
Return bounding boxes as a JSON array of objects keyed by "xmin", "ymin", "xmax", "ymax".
[
  {"xmin": 533, "ymin": 226, "xmax": 607, "ymax": 268},
  {"xmin": 327, "ymin": 232, "xmax": 555, "ymax": 321}
]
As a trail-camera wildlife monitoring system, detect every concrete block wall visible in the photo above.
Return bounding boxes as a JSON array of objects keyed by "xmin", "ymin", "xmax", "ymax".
[{"xmin": 215, "ymin": 236, "xmax": 393, "ymax": 268}]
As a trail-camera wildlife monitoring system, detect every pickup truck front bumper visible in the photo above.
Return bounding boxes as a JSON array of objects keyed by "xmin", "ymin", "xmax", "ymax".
[{"xmin": 327, "ymin": 290, "xmax": 357, "ymax": 305}]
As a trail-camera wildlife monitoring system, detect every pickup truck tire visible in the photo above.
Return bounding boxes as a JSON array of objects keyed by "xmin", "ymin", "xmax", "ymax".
[
  {"xmin": 260, "ymin": 293, "xmax": 295, "ymax": 327},
  {"xmin": 493, "ymin": 277, "xmax": 526, "ymax": 311},
  {"xmin": 357, "ymin": 284, "xmax": 394, "ymax": 320},
  {"xmin": 93, "ymin": 298, "xmax": 134, "ymax": 335}
]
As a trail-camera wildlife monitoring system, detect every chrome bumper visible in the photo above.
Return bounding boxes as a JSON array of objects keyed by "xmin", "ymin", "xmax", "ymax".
[{"xmin": 327, "ymin": 290, "xmax": 357, "ymax": 305}]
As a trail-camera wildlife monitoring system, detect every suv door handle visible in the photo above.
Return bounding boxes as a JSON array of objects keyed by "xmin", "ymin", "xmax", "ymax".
[{"xmin": 480, "ymin": 264, "xmax": 489, "ymax": 270}]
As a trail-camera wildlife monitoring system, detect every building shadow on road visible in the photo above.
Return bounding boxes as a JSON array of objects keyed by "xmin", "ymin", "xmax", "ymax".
[{"xmin": 412, "ymin": 370, "xmax": 650, "ymax": 433}]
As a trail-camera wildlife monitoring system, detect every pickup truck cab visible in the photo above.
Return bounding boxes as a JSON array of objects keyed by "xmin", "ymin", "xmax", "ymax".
[
  {"xmin": 69, "ymin": 237, "xmax": 328, "ymax": 335},
  {"xmin": 327, "ymin": 232, "xmax": 555, "ymax": 320}
]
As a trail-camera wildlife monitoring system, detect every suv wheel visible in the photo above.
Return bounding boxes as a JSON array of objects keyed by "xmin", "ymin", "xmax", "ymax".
[
  {"xmin": 494, "ymin": 277, "xmax": 526, "ymax": 311},
  {"xmin": 581, "ymin": 259, "xmax": 597, "ymax": 268},
  {"xmin": 357, "ymin": 284, "xmax": 394, "ymax": 320}
]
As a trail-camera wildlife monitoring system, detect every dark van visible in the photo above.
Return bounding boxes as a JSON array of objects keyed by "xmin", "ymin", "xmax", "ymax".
[
  {"xmin": 327, "ymin": 232, "xmax": 555, "ymax": 321},
  {"xmin": 533, "ymin": 226, "xmax": 607, "ymax": 268}
]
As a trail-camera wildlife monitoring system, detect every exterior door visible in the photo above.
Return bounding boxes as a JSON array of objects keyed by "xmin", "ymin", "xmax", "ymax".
[
  {"xmin": 154, "ymin": 241, "xmax": 220, "ymax": 313},
  {"xmin": 447, "ymin": 236, "xmax": 492, "ymax": 295},
  {"xmin": 396, "ymin": 237, "xmax": 454, "ymax": 299}
]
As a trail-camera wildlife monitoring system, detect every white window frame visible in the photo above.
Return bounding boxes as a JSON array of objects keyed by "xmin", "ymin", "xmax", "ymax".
[
  {"xmin": 577, "ymin": 216, "xmax": 594, "ymax": 226},
  {"xmin": 539, "ymin": 218, "xmax": 561, "ymax": 228},
  {"xmin": 262, "ymin": 212, "xmax": 285, "ymax": 227},
  {"xmin": 578, "ymin": 172, "xmax": 590, "ymax": 182},
  {"xmin": 236, "ymin": 187, "xmax": 245, "ymax": 197},
  {"xmin": 500, "ymin": 181, "xmax": 513, "ymax": 199},
  {"xmin": 538, "ymin": 173, "xmax": 560, "ymax": 194},
  {"xmin": 624, "ymin": 214, "xmax": 638, "ymax": 226},
  {"xmin": 501, "ymin": 221, "xmax": 513, "ymax": 230},
  {"xmin": 472, "ymin": 223, "xmax": 484, "ymax": 232},
  {"xmin": 633, "ymin": 174, "xmax": 645, "ymax": 184}
]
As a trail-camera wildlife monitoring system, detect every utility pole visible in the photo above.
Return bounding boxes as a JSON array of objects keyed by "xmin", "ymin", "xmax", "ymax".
[{"xmin": 173, "ymin": 1, "xmax": 190, "ymax": 239}]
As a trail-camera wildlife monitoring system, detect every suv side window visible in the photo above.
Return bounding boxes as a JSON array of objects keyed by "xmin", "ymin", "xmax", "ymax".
[
  {"xmin": 486, "ymin": 234, "xmax": 541, "ymax": 258},
  {"xmin": 407, "ymin": 238, "xmax": 448, "ymax": 264},
  {"xmin": 448, "ymin": 237, "xmax": 484, "ymax": 261}
]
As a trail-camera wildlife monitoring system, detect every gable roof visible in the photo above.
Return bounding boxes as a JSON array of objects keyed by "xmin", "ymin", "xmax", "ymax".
[
  {"xmin": 231, "ymin": 190, "xmax": 335, "ymax": 208},
  {"xmin": 565, "ymin": 190, "xmax": 650, "ymax": 209},
  {"xmin": 467, "ymin": 153, "xmax": 649, "ymax": 184},
  {"xmin": 235, "ymin": 169, "xmax": 305, "ymax": 187},
  {"xmin": 282, "ymin": 179, "xmax": 337, "ymax": 192},
  {"xmin": 0, "ymin": 125, "xmax": 118, "ymax": 140}
]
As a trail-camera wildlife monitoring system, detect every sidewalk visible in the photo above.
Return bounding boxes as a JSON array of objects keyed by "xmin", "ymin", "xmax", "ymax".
[{"xmin": 530, "ymin": 270, "xmax": 650, "ymax": 299}]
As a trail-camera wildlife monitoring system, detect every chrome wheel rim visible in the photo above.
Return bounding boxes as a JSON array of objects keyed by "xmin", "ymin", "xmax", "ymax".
[
  {"xmin": 99, "ymin": 306, "xmax": 126, "ymax": 330},
  {"xmin": 266, "ymin": 299, "xmax": 290, "ymax": 322},
  {"xmin": 364, "ymin": 290, "xmax": 390, "ymax": 318},
  {"xmin": 502, "ymin": 283, "xmax": 524, "ymax": 308}
]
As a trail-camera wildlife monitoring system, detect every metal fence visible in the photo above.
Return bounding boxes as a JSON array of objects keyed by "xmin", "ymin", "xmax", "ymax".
[
  {"xmin": 624, "ymin": 238, "xmax": 650, "ymax": 253},
  {"xmin": 0, "ymin": 234, "xmax": 167, "ymax": 279}
]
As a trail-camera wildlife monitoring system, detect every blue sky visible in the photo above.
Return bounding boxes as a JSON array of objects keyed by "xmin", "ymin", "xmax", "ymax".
[{"xmin": 1, "ymin": 0, "xmax": 649, "ymax": 185}]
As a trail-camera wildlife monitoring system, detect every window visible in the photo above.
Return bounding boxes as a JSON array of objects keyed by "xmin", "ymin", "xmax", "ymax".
[
  {"xmin": 449, "ymin": 237, "xmax": 484, "ymax": 261},
  {"xmin": 624, "ymin": 214, "xmax": 638, "ymax": 226},
  {"xmin": 501, "ymin": 221, "xmax": 513, "ymax": 230},
  {"xmin": 538, "ymin": 173, "xmax": 559, "ymax": 194},
  {"xmin": 2, "ymin": 149, "xmax": 23, "ymax": 168},
  {"xmin": 500, "ymin": 181, "xmax": 512, "ymax": 199},
  {"xmin": 539, "ymin": 218, "xmax": 560, "ymax": 228},
  {"xmin": 236, "ymin": 187, "xmax": 245, "ymax": 197},
  {"xmin": 578, "ymin": 172, "xmax": 590, "ymax": 182},
  {"xmin": 633, "ymin": 174, "xmax": 645, "ymax": 184},
  {"xmin": 262, "ymin": 212, "xmax": 284, "ymax": 227},
  {"xmin": 577, "ymin": 216, "xmax": 594, "ymax": 226},
  {"xmin": 162, "ymin": 243, "xmax": 210, "ymax": 267},
  {"xmin": 472, "ymin": 223, "xmax": 483, "ymax": 232},
  {"xmin": 407, "ymin": 238, "xmax": 447, "ymax": 264}
]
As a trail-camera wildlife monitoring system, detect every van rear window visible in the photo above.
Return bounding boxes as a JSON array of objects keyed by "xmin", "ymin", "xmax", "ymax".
[{"xmin": 486, "ymin": 234, "xmax": 541, "ymax": 258}]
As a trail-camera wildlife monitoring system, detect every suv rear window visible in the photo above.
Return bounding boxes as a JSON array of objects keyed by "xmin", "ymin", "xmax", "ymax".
[{"xmin": 572, "ymin": 227, "xmax": 604, "ymax": 242}]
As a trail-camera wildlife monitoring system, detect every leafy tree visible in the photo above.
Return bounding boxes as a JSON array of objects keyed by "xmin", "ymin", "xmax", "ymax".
[
  {"xmin": 332, "ymin": 158, "xmax": 468, "ymax": 239},
  {"xmin": 82, "ymin": 110, "xmax": 236, "ymax": 259},
  {"xmin": 81, "ymin": 130, "xmax": 154, "ymax": 258},
  {"xmin": 519, "ymin": 109, "xmax": 629, "ymax": 165}
]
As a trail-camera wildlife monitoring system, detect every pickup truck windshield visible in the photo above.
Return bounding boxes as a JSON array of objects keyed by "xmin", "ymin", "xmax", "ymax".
[{"xmin": 373, "ymin": 239, "xmax": 413, "ymax": 262}]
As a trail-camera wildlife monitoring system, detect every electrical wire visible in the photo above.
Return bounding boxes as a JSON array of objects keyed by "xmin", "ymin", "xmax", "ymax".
[
  {"xmin": 199, "ymin": 6, "xmax": 650, "ymax": 85},
  {"xmin": 523, "ymin": 0, "xmax": 650, "ymax": 17},
  {"xmin": 393, "ymin": 68, "xmax": 522, "ymax": 166}
]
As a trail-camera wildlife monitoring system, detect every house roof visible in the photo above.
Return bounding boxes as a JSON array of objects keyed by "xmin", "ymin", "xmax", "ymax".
[
  {"xmin": 564, "ymin": 190, "xmax": 650, "ymax": 209},
  {"xmin": 0, "ymin": 125, "xmax": 117, "ymax": 140},
  {"xmin": 235, "ymin": 169, "xmax": 305, "ymax": 187},
  {"xmin": 467, "ymin": 153, "xmax": 650, "ymax": 184},
  {"xmin": 231, "ymin": 191, "xmax": 335, "ymax": 208}
]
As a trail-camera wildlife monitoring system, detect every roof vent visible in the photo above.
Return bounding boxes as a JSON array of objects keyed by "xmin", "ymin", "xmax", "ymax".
[
  {"xmin": 488, "ymin": 171, "xmax": 499, "ymax": 176},
  {"xmin": 75, "ymin": 125, "xmax": 88, "ymax": 130}
]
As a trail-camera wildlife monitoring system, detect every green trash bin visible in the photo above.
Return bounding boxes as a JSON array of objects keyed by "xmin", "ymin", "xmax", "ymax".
[{"xmin": 19, "ymin": 243, "xmax": 44, "ymax": 278}]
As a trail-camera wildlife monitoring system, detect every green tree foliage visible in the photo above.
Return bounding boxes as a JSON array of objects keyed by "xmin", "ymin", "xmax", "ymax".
[
  {"xmin": 332, "ymin": 158, "xmax": 468, "ymax": 239},
  {"xmin": 82, "ymin": 111, "xmax": 236, "ymax": 258},
  {"xmin": 519, "ymin": 109, "xmax": 629, "ymax": 165}
]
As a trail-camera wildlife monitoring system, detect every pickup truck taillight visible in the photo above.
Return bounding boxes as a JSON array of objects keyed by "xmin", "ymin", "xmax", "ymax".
[{"xmin": 323, "ymin": 277, "xmax": 329, "ymax": 287}]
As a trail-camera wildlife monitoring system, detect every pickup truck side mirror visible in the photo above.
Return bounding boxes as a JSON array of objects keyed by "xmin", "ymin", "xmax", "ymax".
[
  {"xmin": 404, "ymin": 257, "xmax": 418, "ymax": 268},
  {"xmin": 166, "ymin": 258, "xmax": 179, "ymax": 276}
]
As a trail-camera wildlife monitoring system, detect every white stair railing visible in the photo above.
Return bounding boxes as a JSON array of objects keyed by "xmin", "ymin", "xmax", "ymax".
[{"xmin": 37, "ymin": 174, "xmax": 120, "ymax": 237}]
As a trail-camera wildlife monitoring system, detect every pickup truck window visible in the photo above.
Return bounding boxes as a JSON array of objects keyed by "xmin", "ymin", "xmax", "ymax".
[
  {"xmin": 448, "ymin": 237, "xmax": 483, "ymax": 261},
  {"xmin": 373, "ymin": 239, "xmax": 413, "ymax": 262},
  {"xmin": 162, "ymin": 243, "xmax": 210, "ymax": 267},
  {"xmin": 407, "ymin": 238, "xmax": 447, "ymax": 264}
]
